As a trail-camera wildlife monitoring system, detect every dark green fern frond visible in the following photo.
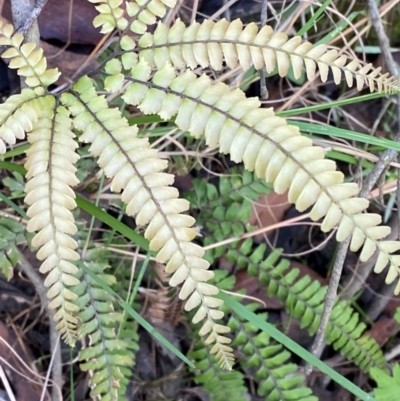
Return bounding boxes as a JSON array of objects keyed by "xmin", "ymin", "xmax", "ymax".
[
  {"xmin": 229, "ymin": 303, "xmax": 317, "ymax": 401},
  {"xmin": 186, "ymin": 168, "xmax": 272, "ymax": 210},
  {"xmin": 75, "ymin": 252, "xmax": 134, "ymax": 401},
  {"xmin": 189, "ymin": 345, "xmax": 249, "ymax": 401},
  {"xmin": 227, "ymin": 242, "xmax": 386, "ymax": 372},
  {"xmin": 185, "ymin": 169, "xmax": 270, "ymax": 262},
  {"xmin": 0, "ymin": 217, "xmax": 27, "ymax": 280}
]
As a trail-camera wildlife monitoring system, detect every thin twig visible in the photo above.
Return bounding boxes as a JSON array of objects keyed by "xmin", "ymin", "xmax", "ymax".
[
  {"xmin": 259, "ymin": 0, "xmax": 269, "ymax": 100},
  {"xmin": 306, "ymin": 0, "xmax": 400, "ymax": 372},
  {"xmin": 17, "ymin": 253, "xmax": 63, "ymax": 401},
  {"xmin": 305, "ymin": 237, "xmax": 350, "ymax": 373}
]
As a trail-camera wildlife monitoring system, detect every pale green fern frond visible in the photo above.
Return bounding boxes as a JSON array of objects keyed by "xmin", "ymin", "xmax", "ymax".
[
  {"xmin": 89, "ymin": 0, "xmax": 177, "ymax": 35},
  {"xmin": 24, "ymin": 97, "xmax": 81, "ymax": 345},
  {"xmin": 0, "ymin": 89, "xmax": 42, "ymax": 154},
  {"xmin": 61, "ymin": 76, "xmax": 234, "ymax": 369},
  {"xmin": 116, "ymin": 60, "xmax": 400, "ymax": 293},
  {"xmin": 75, "ymin": 259, "xmax": 133, "ymax": 401},
  {"xmin": 137, "ymin": 19, "xmax": 400, "ymax": 93},
  {"xmin": 0, "ymin": 22, "xmax": 60, "ymax": 88}
]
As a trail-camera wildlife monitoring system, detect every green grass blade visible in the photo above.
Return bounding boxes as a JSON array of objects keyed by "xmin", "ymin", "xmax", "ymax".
[
  {"xmin": 292, "ymin": 121, "xmax": 400, "ymax": 150},
  {"xmin": 0, "ymin": 161, "xmax": 27, "ymax": 175},
  {"xmin": 79, "ymin": 262, "xmax": 195, "ymax": 369},
  {"xmin": 297, "ymin": 0, "xmax": 335, "ymax": 36},
  {"xmin": 277, "ymin": 92, "xmax": 388, "ymax": 117},
  {"xmin": 3, "ymin": 144, "xmax": 29, "ymax": 159},
  {"xmin": 219, "ymin": 292, "xmax": 377, "ymax": 401},
  {"xmin": 0, "ymin": 192, "xmax": 27, "ymax": 219},
  {"xmin": 76, "ymin": 196, "xmax": 150, "ymax": 251},
  {"xmin": 316, "ymin": 11, "xmax": 364, "ymax": 45}
]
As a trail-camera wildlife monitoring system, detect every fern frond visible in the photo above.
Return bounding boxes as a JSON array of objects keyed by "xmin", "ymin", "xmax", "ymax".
[
  {"xmin": 230, "ymin": 304, "xmax": 317, "ymax": 401},
  {"xmin": 0, "ymin": 89, "xmax": 42, "ymax": 154},
  {"xmin": 0, "ymin": 22, "xmax": 60, "ymax": 88},
  {"xmin": 120, "ymin": 61, "xmax": 400, "ymax": 294},
  {"xmin": 228, "ymin": 242, "xmax": 386, "ymax": 372},
  {"xmin": 126, "ymin": 0, "xmax": 178, "ymax": 34},
  {"xmin": 75, "ymin": 259, "xmax": 134, "ymax": 401},
  {"xmin": 137, "ymin": 19, "xmax": 400, "ymax": 93},
  {"xmin": 189, "ymin": 270, "xmax": 247, "ymax": 401},
  {"xmin": 24, "ymin": 96, "xmax": 81, "ymax": 345},
  {"xmin": 61, "ymin": 76, "xmax": 234, "ymax": 369},
  {"xmin": 190, "ymin": 344, "xmax": 249, "ymax": 401},
  {"xmin": 185, "ymin": 170, "xmax": 270, "ymax": 264},
  {"xmin": 89, "ymin": 0, "xmax": 128, "ymax": 33},
  {"xmin": 0, "ymin": 217, "xmax": 27, "ymax": 280}
]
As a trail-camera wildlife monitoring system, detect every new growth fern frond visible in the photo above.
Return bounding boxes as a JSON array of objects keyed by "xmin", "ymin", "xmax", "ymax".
[
  {"xmin": 0, "ymin": 21, "xmax": 60, "ymax": 88},
  {"xmin": 61, "ymin": 75, "xmax": 234, "ymax": 369},
  {"xmin": 25, "ymin": 97, "xmax": 81, "ymax": 344},
  {"xmin": 137, "ymin": 18, "xmax": 400, "ymax": 93},
  {"xmin": 108, "ymin": 57, "xmax": 400, "ymax": 294}
]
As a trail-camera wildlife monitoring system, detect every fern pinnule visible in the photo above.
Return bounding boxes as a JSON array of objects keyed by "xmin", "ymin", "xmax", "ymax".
[
  {"xmin": 0, "ymin": 24, "xmax": 60, "ymax": 89},
  {"xmin": 126, "ymin": 0, "xmax": 178, "ymax": 34},
  {"xmin": 24, "ymin": 97, "xmax": 81, "ymax": 345},
  {"xmin": 137, "ymin": 19, "xmax": 400, "ymax": 93},
  {"xmin": 89, "ymin": 0, "xmax": 177, "ymax": 35},
  {"xmin": 61, "ymin": 75, "xmax": 234, "ymax": 369},
  {"xmin": 89, "ymin": 0, "xmax": 128, "ymax": 33},
  {"xmin": 118, "ymin": 60, "xmax": 400, "ymax": 293},
  {"xmin": 0, "ymin": 89, "xmax": 42, "ymax": 154}
]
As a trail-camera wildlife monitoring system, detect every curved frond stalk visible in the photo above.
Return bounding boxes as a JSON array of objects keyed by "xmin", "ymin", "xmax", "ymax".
[
  {"xmin": 0, "ymin": 22, "xmax": 60, "ymax": 89},
  {"xmin": 24, "ymin": 97, "xmax": 81, "ymax": 345},
  {"xmin": 0, "ymin": 88, "xmax": 42, "ymax": 154},
  {"xmin": 137, "ymin": 19, "xmax": 400, "ymax": 93},
  {"xmin": 88, "ymin": 0, "xmax": 128, "ymax": 33},
  {"xmin": 0, "ymin": 218, "xmax": 27, "ymax": 280},
  {"xmin": 126, "ymin": 0, "xmax": 178, "ymax": 34},
  {"xmin": 75, "ymin": 260, "xmax": 134, "ymax": 401},
  {"xmin": 60, "ymin": 76, "xmax": 234, "ymax": 369},
  {"xmin": 121, "ymin": 61, "xmax": 400, "ymax": 294},
  {"xmin": 229, "ymin": 241, "xmax": 386, "ymax": 372},
  {"xmin": 230, "ymin": 304, "xmax": 317, "ymax": 401}
]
